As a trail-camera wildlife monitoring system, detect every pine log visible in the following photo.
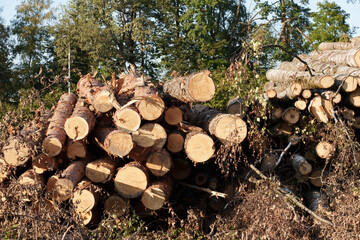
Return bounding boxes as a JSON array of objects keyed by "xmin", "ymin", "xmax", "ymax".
[
  {"xmin": 271, "ymin": 107, "xmax": 284, "ymax": 120},
  {"xmin": 261, "ymin": 154, "xmax": 278, "ymax": 172},
  {"xmin": 302, "ymin": 89, "xmax": 312, "ymax": 99},
  {"xmin": 43, "ymin": 93, "xmax": 77, "ymax": 157},
  {"xmin": 266, "ymin": 89, "xmax": 277, "ymax": 99},
  {"xmin": 3, "ymin": 136, "xmax": 35, "ymax": 166},
  {"xmin": 66, "ymin": 139, "xmax": 87, "ymax": 160},
  {"xmin": 309, "ymin": 169, "xmax": 327, "ymax": 187},
  {"xmin": 129, "ymin": 145, "xmax": 153, "ymax": 162},
  {"xmin": 64, "ymin": 99, "xmax": 95, "ymax": 140},
  {"xmin": 312, "ymin": 90, "xmax": 342, "ymax": 104},
  {"xmin": 114, "ymin": 162, "xmax": 148, "ymax": 198},
  {"xmin": 72, "ymin": 180, "xmax": 102, "ymax": 213},
  {"xmin": 349, "ymin": 87, "xmax": 360, "ymax": 107},
  {"xmin": 134, "ymin": 86, "xmax": 165, "ymax": 121},
  {"xmin": 334, "ymin": 75, "xmax": 358, "ymax": 92},
  {"xmin": 310, "ymin": 48, "xmax": 360, "ymax": 67},
  {"xmin": 308, "ymin": 96, "xmax": 329, "ymax": 123},
  {"xmin": 85, "ymin": 157, "xmax": 118, "ymax": 183},
  {"xmin": 166, "ymin": 131, "xmax": 185, "ymax": 153},
  {"xmin": 104, "ymin": 195, "xmax": 128, "ymax": 217},
  {"xmin": 315, "ymin": 141, "xmax": 334, "ymax": 159},
  {"xmin": 276, "ymin": 82, "xmax": 303, "ymax": 100},
  {"xmin": 146, "ymin": 149, "xmax": 172, "ymax": 177},
  {"xmin": 282, "ymin": 107, "xmax": 301, "ymax": 124},
  {"xmin": 170, "ymin": 158, "xmax": 192, "ymax": 180},
  {"xmin": 163, "ymin": 70, "xmax": 215, "ymax": 103},
  {"xmin": 32, "ymin": 153, "xmax": 57, "ymax": 174},
  {"xmin": 94, "ymin": 127, "xmax": 133, "ymax": 157},
  {"xmin": 164, "ymin": 106, "xmax": 183, "ymax": 125},
  {"xmin": 184, "ymin": 131, "xmax": 215, "ymax": 163},
  {"xmin": 0, "ymin": 158, "xmax": 10, "ymax": 183},
  {"xmin": 18, "ymin": 169, "xmax": 45, "ymax": 200},
  {"xmin": 263, "ymin": 82, "xmax": 277, "ymax": 99},
  {"xmin": 77, "ymin": 74, "xmax": 118, "ymax": 113},
  {"xmin": 55, "ymin": 160, "xmax": 86, "ymax": 201},
  {"xmin": 195, "ymin": 172, "xmax": 208, "ymax": 186},
  {"xmin": 113, "ymin": 107, "xmax": 141, "ymax": 133},
  {"xmin": 318, "ymin": 41, "xmax": 360, "ymax": 51},
  {"xmin": 227, "ymin": 98, "xmax": 247, "ymax": 118},
  {"xmin": 290, "ymin": 154, "xmax": 312, "ymax": 175},
  {"xmin": 141, "ymin": 178, "xmax": 173, "ymax": 210},
  {"xmin": 294, "ymin": 99, "xmax": 307, "ymax": 110},
  {"xmin": 187, "ymin": 105, "xmax": 247, "ymax": 144},
  {"xmin": 132, "ymin": 123, "xmax": 167, "ymax": 149}
]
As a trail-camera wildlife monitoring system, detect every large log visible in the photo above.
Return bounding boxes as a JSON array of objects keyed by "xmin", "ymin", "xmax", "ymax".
[
  {"xmin": 146, "ymin": 149, "xmax": 172, "ymax": 177},
  {"xmin": 334, "ymin": 75, "xmax": 358, "ymax": 93},
  {"xmin": 77, "ymin": 74, "xmax": 118, "ymax": 113},
  {"xmin": 43, "ymin": 93, "xmax": 77, "ymax": 157},
  {"xmin": 276, "ymin": 82, "xmax": 303, "ymax": 101},
  {"xmin": 3, "ymin": 136, "xmax": 35, "ymax": 167},
  {"xmin": 226, "ymin": 98, "xmax": 247, "ymax": 118},
  {"xmin": 141, "ymin": 178, "xmax": 172, "ymax": 210},
  {"xmin": 310, "ymin": 48, "xmax": 360, "ymax": 67},
  {"xmin": 72, "ymin": 180, "xmax": 102, "ymax": 213},
  {"xmin": 318, "ymin": 41, "xmax": 360, "ymax": 51},
  {"xmin": 132, "ymin": 123, "xmax": 167, "ymax": 149},
  {"xmin": 308, "ymin": 96, "xmax": 329, "ymax": 123},
  {"xmin": 187, "ymin": 105, "xmax": 247, "ymax": 144},
  {"xmin": 282, "ymin": 107, "xmax": 301, "ymax": 125},
  {"xmin": 164, "ymin": 106, "xmax": 183, "ymax": 126},
  {"xmin": 113, "ymin": 107, "xmax": 141, "ymax": 133},
  {"xmin": 163, "ymin": 70, "xmax": 215, "ymax": 103},
  {"xmin": 184, "ymin": 131, "xmax": 215, "ymax": 163},
  {"xmin": 85, "ymin": 157, "xmax": 117, "ymax": 183},
  {"xmin": 93, "ymin": 127, "xmax": 133, "ymax": 157},
  {"xmin": 134, "ymin": 86, "xmax": 165, "ymax": 121},
  {"xmin": 64, "ymin": 99, "xmax": 95, "ymax": 140}
]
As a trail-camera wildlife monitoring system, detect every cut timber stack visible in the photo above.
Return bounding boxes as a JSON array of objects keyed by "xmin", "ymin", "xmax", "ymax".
[{"xmin": 1, "ymin": 67, "xmax": 248, "ymax": 227}]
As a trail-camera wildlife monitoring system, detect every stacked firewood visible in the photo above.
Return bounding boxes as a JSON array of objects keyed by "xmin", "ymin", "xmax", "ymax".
[
  {"xmin": 262, "ymin": 37, "xmax": 360, "ymax": 195},
  {"xmin": 0, "ymin": 67, "xmax": 248, "ymax": 226}
]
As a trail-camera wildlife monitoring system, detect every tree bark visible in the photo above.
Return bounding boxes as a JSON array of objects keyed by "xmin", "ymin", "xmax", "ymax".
[
  {"xmin": 318, "ymin": 41, "xmax": 360, "ymax": 51},
  {"xmin": 310, "ymin": 48, "xmax": 360, "ymax": 67},
  {"xmin": 309, "ymin": 169, "xmax": 327, "ymax": 187}
]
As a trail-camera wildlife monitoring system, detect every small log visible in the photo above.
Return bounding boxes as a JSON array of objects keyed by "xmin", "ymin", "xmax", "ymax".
[
  {"xmin": 304, "ymin": 190, "xmax": 326, "ymax": 212},
  {"xmin": 290, "ymin": 154, "xmax": 312, "ymax": 175},
  {"xmin": 342, "ymin": 107, "xmax": 355, "ymax": 121},
  {"xmin": 195, "ymin": 172, "xmax": 208, "ymax": 186},
  {"xmin": 113, "ymin": 107, "xmax": 141, "ymax": 133},
  {"xmin": 294, "ymin": 99, "xmax": 307, "ymax": 110},
  {"xmin": 334, "ymin": 75, "xmax": 358, "ymax": 92},
  {"xmin": 134, "ymin": 86, "xmax": 165, "ymax": 121},
  {"xmin": 308, "ymin": 96, "xmax": 329, "ymax": 123},
  {"xmin": 85, "ymin": 157, "xmax": 118, "ymax": 183},
  {"xmin": 18, "ymin": 169, "xmax": 45, "ymax": 200},
  {"xmin": 310, "ymin": 169, "xmax": 327, "ymax": 187},
  {"xmin": 277, "ymin": 82, "xmax": 303, "ymax": 101},
  {"xmin": 94, "ymin": 127, "xmax": 133, "ymax": 157},
  {"xmin": 170, "ymin": 158, "xmax": 192, "ymax": 180},
  {"xmin": 208, "ymin": 177, "xmax": 218, "ymax": 190},
  {"xmin": 43, "ymin": 93, "xmax": 77, "ymax": 157},
  {"xmin": 166, "ymin": 131, "xmax": 184, "ymax": 153},
  {"xmin": 349, "ymin": 87, "xmax": 360, "ymax": 107},
  {"xmin": 32, "ymin": 153, "xmax": 57, "ymax": 174},
  {"xmin": 271, "ymin": 107, "xmax": 284, "ymax": 120},
  {"xmin": 163, "ymin": 70, "xmax": 215, "ymax": 103},
  {"xmin": 272, "ymin": 122, "xmax": 293, "ymax": 136},
  {"xmin": 261, "ymin": 154, "xmax": 278, "ymax": 172},
  {"xmin": 302, "ymin": 89, "xmax": 312, "ymax": 99},
  {"xmin": 315, "ymin": 141, "xmax": 334, "ymax": 159},
  {"xmin": 64, "ymin": 99, "xmax": 95, "ymax": 140},
  {"xmin": 266, "ymin": 89, "xmax": 277, "ymax": 99},
  {"xmin": 78, "ymin": 207, "xmax": 101, "ymax": 227},
  {"xmin": 67, "ymin": 139, "xmax": 87, "ymax": 160},
  {"xmin": 132, "ymin": 123, "xmax": 167, "ymax": 149},
  {"xmin": 310, "ymin": 48, "xmax": 360, "ymax": 67},
  {"xmin": 104, "ymin": 195, "xmax": 128, "ymax": 217},
  {"xmin": 318, "ymin": 41, "xmax": 360, "ymax": 51},
  {"xmin": 282, "ymin": 107, "xmax": 301, "ymax": 124},
  {"xmin": 129, "ymin": 145, "xmax": 153, "ymax": 162},
  {"xmin": 55, "ymin": 160, "xmax": 86, "ymax": 201},
  {"xmin": 164, "ymin": 106, "xmax": 183, "ymax": 126},
  {"xmin": 141, "ymin": 178, "xmax": 173, "ymax": 210},
  {"xmin": 184, "ymin": 131, "xmax": 215, "ymax": 163},
  {"xmin": 353, "ymin": 116, "xmax": 360, "ymax": 129},
  {"xmin": 72, "ymin": 180, "xmax": 102, "ymax": 213},
  {"xmin": 46, "ymin": 175, "xmax": 59, "ymax": 199},
  {"xmin": 227, "ymin": 98, "xmax": 247, "ymax": 118},
  {"xmin": 77, "ymin": 74, "xmax": 117, "ymax": 113},
  {"xmin": 146, "ymin": 149, "xmax": 172, "ymax": 177},
  {"xmin": 114, "ymin": 162, "xmax": 148, "ymax": 198}
]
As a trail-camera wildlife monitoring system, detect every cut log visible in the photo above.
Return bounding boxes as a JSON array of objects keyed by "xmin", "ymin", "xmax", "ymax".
[
  {"xmin": 261, "ymin": 154, "xmax": 278, "ymax": 172},
  {"xmin": 132, "ymin": 123, "xmax": 167, "ymax": 149},
  {"xmin": 64, "ymin": 99, "xmax": 95, "ymax": 140},
  {"xmin": 77, "ymin": 74, "xmax": 117, "ymax": 113},
  {"xmin": 310, "ymin": 48, "xmax": 360, "ymax": 67},
  {"xmin": 43, "ymin": 93, "xmax": 77, "ymax": 157},
  {"xmin": 227, "ymin": 98, "xmax": 247, "ymax": 118},
  {"xmin": 129, "ymin": 145, "xmax": 153, "ymax": 162},
  {"xmin": 32, "ymin": 153, "xmax": 57, "ymax": 174},
  {"xmin": 195, "ymin": 172, "xmax": 208, "ymax": 186},
  {"xmin": 318, "ymin": 41, "xmax": 360, "ymax": 51},
  {"xmin": 67, "ymin": 139, "xmax": 87, "ymax": 160},
  {"xmin": 294, "ymin": 99, "xmax": 307, "ymax": 110},
  {"xmin": 276, "ymin": 82, "xmax": 303, "ymax": 101},
  {"xmin": 334, "ymin": 75, "xmax": 358, "ymax": 92},
  {"xmin": 271, "ymin": 107, "xmax": 284, "ymax": 120},
  {"xmin": 72, "ymin": 180, "xmax": 101, "ymax": 213},
  {"xmin": 0, "ymin": 158, "xmax": 10, "ymax": 183},
  {"xmin": 163, "ymin": 70, "xmax": 215, "ymax": 103},
  {"xmin": 18, "ymin": 169, "xmax": 45, "ymax": 200},
  {"xmin": 134, "ymin": 86, "xmax": 165, "ymax": 121},
  {"xmin": 273, "ymin": 122, "xmax": 293, "ymax": 135},
  {"xmin": 146, "ymin": 149, "xmax": 172, "ymax": 177},
  {"xmin": 309, "ymin": 169, "xmax": 327, "ymax": 187},
  {"xmin": 113, "ymin": 107, "xmax": 141, "ymax": 133},
  {"xmin": 353, "ymin": 116, "xmax": 360, "ymax": 129},
  {"xmin": 290, "ymin": 154, "xmax": 312, "ymax": 175},
  {"xmin": 282, "ymin": 107, "xmax": 301, "ymax": 124},
  {"xmin": 184, "ymin": 131, "xmax": 215, "ymax": 163},
  {"xmin": 266, "ymin": 89, "xmax": 277, "ymax": 99},
  {"xmin": 104, "ymin": 195, "xmax": 128, "ymax": 217},
  {"xmin": 141, "ymin": 178, "xmax": 172, "ymax": 210},
  {"xmin": 208, "ymin": 177, "xmax": 218, "ymax": 190},
  {"xmin": 313, "ymin": 90, "xmax": 342, "ymax": 104},
  {"xmin": 304, "ymin": 190, "xmax": 326, "ymax": 212},
  {"xmin": 187, "ymin": 105, "xmax": 247, "ymax": 143},
  {"xmin": 94, "ymin": 127, "xmax": 133, "ymax": 157},
  {"xmin": 85, "ymin": 157, "xmax": 117, "ymax": 183},
  {"xmin": 302, "ymin": 89, "xmax": 312, "ymax": 99},
  {"xmin": 55, "ymin": 160, "xmax": 86, "ymax": 201},
  {"xmin": 114, "ymin": 162, "xmax": 148, "ymax": 198},
  {"xmin": 166, "ymin": 131, "xmax": 184, "ymax": 153},
  {"xmin": 315, "ymin": 141, "xmax": 334, "ymax": 159},
  {"xmin": 3, "ymin": 136, "xmax": 35, "ymax": 166},
  {"xmin": 164, "ymin": 106, "xmax": 183, "ymax": 125},
  {"xmin": 308, "ymin": 96, "xmax": 329, "ymax": 123},
  {"xmin": 170, "ymin": 158, "xmax": 192, "ymax": 180},
  {"xmin": 78, "ymin": 208, "xmax": 101, "ymax": 227},
  {"xmin": 46, "ymin": 175, "xmax": 59, "ymax": 199},
  {"xmin": 342, "ymin": 107, "xmax": 355, "ymax": 121},
  {"xmin": 349, "ymin": 87, "xmax": 360, "ymax": 107}
]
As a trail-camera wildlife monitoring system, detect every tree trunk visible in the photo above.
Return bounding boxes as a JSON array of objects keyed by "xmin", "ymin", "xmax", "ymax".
[
  {"xmin": 32, "ymin": 153, "xmax": 57, "ymax": 174},
  {"xmin": 166, "ymin": 131, "xmax": 184, "ymax": 153},
  {"xmin": 302, "ymin": 89, "xmax": 312, "ymax": 99},
  {"xmin": 141, "ymin": 178, "xmax": 172, "ymax": 210},
  {"xmin": 66, "ymin": 139, "xmax": 87, "ymax": 160},
  {"xmin": 164, "ymin": 106, "xmax": 183, "ymax": 125},
  {"xmin": 334, "ymin": 75, "xmax": 358, "ymax": 92},
  {"xmin": 93, "ymin": 127, "xmax": 133, "ymax": 157},
  {"xmin": 134, "ymin": 86, "xmax": 165, "ymax": 121},
  {"xmin": 132, "ymin": 123, "xmax": 167, "ymax": 150},
  {"xmin": 184, "ymin": 131, "xmax": 215, "ymax": 163},
  {"xmin": 85, "ymin": 157, "xmax": 118, "ymax": 183},
  {"xmin": 290, "ymin": 154, "xmax": 312, "ymax": 175},
  {"xmin": 163, "ymin": 70, "xmax": 215, "ymax": 103},
  {"xmin": 64, "ymin": 99, "xmax": 95, "ymax": 140},
  {"xmin": 114, "ymin": 161, "xmax": 148, "ymax": 198},
  {"xmin": 226, "ymin": 98, "xmax": 247, "ymax": 118},
  {"xmin": 72, "ymin": 180, "xmax": 102, "ymax": 213},
  {"xmin": 43, "ymin": 93, "xmax": 77, "ymax": 157},
  {"xmin": 318, "ymin": 41, "xmax": 360, "ymax": 51},
  {"xmin": 310, "ymin": 48, "xmax": 360, "ymax": 67},
  {"xmin": 146, "ymin": 149, "xmax": 172, "ymax": 177}
]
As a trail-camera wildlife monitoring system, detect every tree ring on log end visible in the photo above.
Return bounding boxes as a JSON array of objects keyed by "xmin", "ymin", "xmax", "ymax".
[
  {"xmin": 141, "ymin": 187, "xmax": 166, "ymax": 210},
  {"xmin": 104, "ymin": 130, "xmax": 133, "ymax": 157},
  {"xmin": 104, "ymin": 195, "xmax": 127, "ymax": 217},
  {"xmin": 188, "ymin": 72, "xmax": 215, "ymax": 102},
  {"xmin": 137, "ymin": 96, "xmax": 165, "ymax": 121},
  {"xmin": 43, "ymin": 136, "xmax": 63, "ymax": 157},
  {"xmin": 73, "ymin": 189, "xmax": 96, "ymax": 213},
  {"xmin": 93, "ymin": 90, "xmax": 114, "ymax": 113},
  {"xmin": 114, "ymin": 166, "xmax": 148, "ymax": 198},
  {"xmin": 211, "ymin": 115, "xmax": 247, "ymax": 143},
  {"xmin": 185, "ymin": 132, "xmax": 215, "ymax": 163},
  {"xmin": 64, "ymin": 116, "xmax": 90, "ymax": 140}
]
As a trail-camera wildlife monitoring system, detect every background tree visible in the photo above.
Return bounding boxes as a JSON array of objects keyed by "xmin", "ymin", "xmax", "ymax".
[{"xmin": 308, "ymin": 1, "xmax": 353, "ymax": 48}]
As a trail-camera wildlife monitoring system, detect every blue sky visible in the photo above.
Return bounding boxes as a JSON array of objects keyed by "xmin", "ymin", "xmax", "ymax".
[{"xmin": 0, "ymin": 0, "xmax": 359, "ymax": 35}]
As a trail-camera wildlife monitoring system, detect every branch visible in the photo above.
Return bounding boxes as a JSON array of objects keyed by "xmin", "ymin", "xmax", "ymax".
[
  {"xmin": 178, "ymin": 181, "xmax": 227, "ymax": 198},
  {"xmin": 296, "ymin": 27, "xmax": 319, "ymax": 54},
  {"xmin": 275, "ymin": 136, "xmax": 305, "ymax": 167}
]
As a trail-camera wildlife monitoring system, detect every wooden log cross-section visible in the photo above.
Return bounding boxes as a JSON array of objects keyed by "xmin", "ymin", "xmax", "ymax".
[
  {"xmin": 185, "ymin": 131, "xmax": 215, "ymax": 163},
  {"xmin": 134, "ymin": 86, "xmax": 165, "ymax": 121},
  {"xmin": 85, "ymin": 157, "xmax": 118, "ymax": 183},
  {"xmin": 72, "ymin": 180, "xmax": 102, "ymax": 213},
  {"xmin": 94, "ymin": 127, "xmax": 133, "ymax": 157},
  {"xmin": 132, "ymin": 123, "xmax": 167, "ymax": 149},
  {"xmin": 141, "ymin": 178, "xmax": 172, "ymax": 210}
]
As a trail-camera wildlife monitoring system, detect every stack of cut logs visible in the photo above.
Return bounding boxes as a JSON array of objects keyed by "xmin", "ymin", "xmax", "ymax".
[
  {"xmin": 263, "ymin": 37, "xmax": 360, "ymax": 195},
  {"xmin": 0, "ymin": 68, "xmax": 247, "ymax": 226}
]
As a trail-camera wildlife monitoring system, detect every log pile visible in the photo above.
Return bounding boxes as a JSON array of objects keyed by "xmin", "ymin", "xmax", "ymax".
[{"xmin": 0, "ymin": 68, "xmax": 249, "ymax": 227}]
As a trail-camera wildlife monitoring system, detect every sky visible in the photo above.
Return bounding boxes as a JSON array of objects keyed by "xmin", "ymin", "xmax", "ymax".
[{"xmin": 0, "ymin": 0, "xmax": 359, "ymax": 35}]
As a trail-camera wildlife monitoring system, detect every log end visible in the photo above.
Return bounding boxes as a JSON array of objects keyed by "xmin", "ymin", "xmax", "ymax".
[
  {"xmin": 146, "ymin": 151, "xmax": 172, "ymax": 177},
  {"xmin": 55, "ymin": 178, "xmax": 75, "ymax": 201},
  {"xmin": 141, "ymin": 186, "xmax": 167, "ymax": 210},
  {"xmin": 137, "ymin": 96, "xmax": 165, "ymax": 121},
  {"xmin": 73, "ymin": 189, "xmax": 97, "ymax": 213},
  {"xmin": 342, "ymin": 76, "xmax": 358, "ymax": 92},
  {"xmin": 3, "ymin": 136, "xmax": 33, "ymax": 166},
  {"xmin": 105, "ymin": 130, "xmax": 133, "ymax": 157},
  {"xmin": 349, "ymin": 88, "xmax": 360, "ymax": 107},
  {"xmin": 320, "ymin": 76, "xmax": 335, "ymax": 89},
  {"xmin": 315, "ymin": 141, "xmax": 334, "ymax": 159},
  {"xmin": 164, "ymin": 106, "xmax": 183, "ymax": 125},
  {"xmin": 185, "ymin": 132, "xmax": 215, "ymax": 163},
  {"xmin": 212, "ymin": 115, "xmax": 247, "ymax": 143},
  {"xmin": 188, "ymin": 71, "xmax": 215, "ymax": 102},
  {"xmin": 43, "ymin": 136, "xmax": 63, "ymax": 157},
  {"xmin": 167, "ymin": 132, "xmax": 184, "ymax": 153},
  {"xmin": 114, "ymin": 165, "xmax": 148, "ymax": 198},
  {"xmin": 113, "ymin": 108, "xmax": 141, "ymax": 133},
  {"xmin": 93, "ymin": 90, "xmax": 115, "ymax": 113},
  {"xmin": 64, "ymin": 117, "xmax": 90, "ymax": 140},
  {"xmin": 104, "ymin": 195, "xmax": 127, "ymax": 217}
]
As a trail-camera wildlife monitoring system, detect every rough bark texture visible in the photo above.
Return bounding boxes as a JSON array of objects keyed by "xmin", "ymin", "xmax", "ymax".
[
  {"xmin": 43, "ymin": 93, "xmax": 77, "ymax": 157},
  {"xmin": 85, "ymin": 157, "xmax": 117, "ymax": 183},
  {"xmin": 318, "ymin": 41, "xmax": 360, "ymax": 51},
  {"xmin": 146, "ymin": 149, "xmax": 172, "ymax": 177},
  {"xmin": 141, "ymin": 178, "xmax": 172, "ymax": 210},
  {"xmin": 134, "ymin": 86, "xmax": 165, "ymax": 121},
  {"xmin": 276, "ymin": 82, "xmax": 303, "ymax": 101},
  {"xmin": 94, "ymin": 127, "xmax": 133, "ymax": 157},
  {"xmin": 310, "ymin": 48, "xmax": 360, "ymax": 67},
  {"xmin": 184, "ymin": 131, "xmax": 215, "ymax": 163},
  {"xmin": 163, "ymin": 70, "xmax": 215, "ymax": 103}
]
